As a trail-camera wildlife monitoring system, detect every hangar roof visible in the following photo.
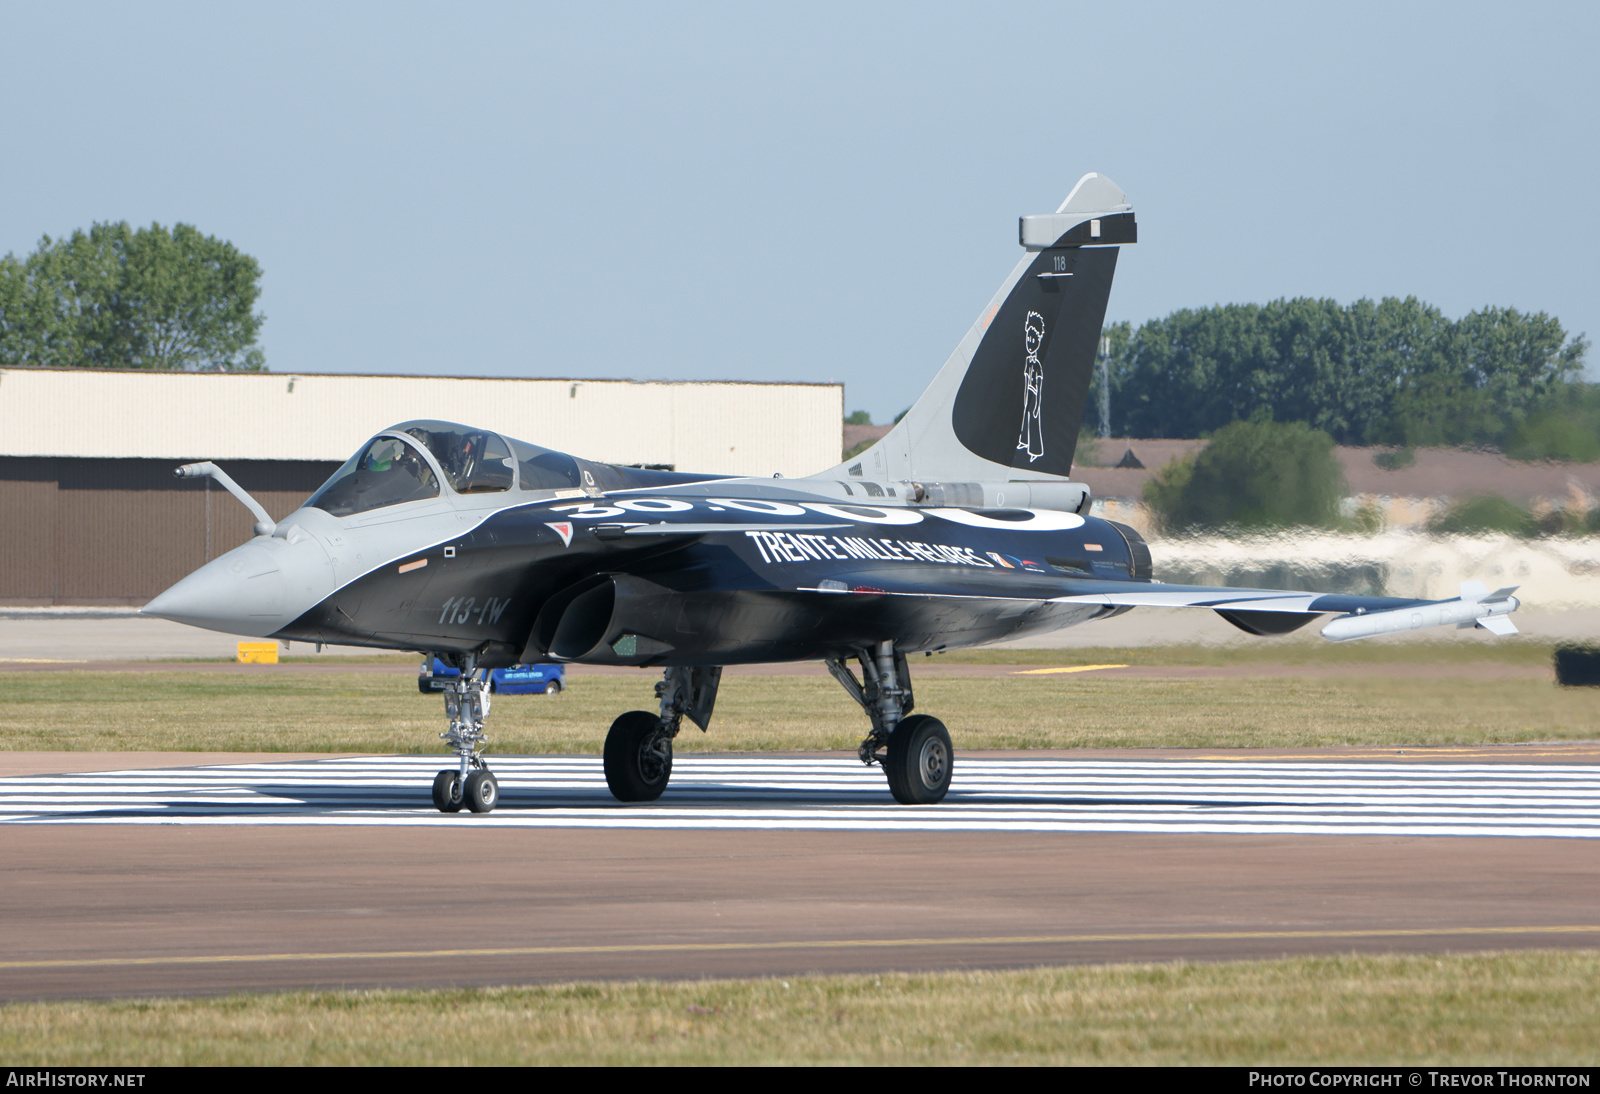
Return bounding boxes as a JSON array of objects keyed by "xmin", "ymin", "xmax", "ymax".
[{"xmin": 0, "ymin": 368, "xmax": 843, "ymax": 478}]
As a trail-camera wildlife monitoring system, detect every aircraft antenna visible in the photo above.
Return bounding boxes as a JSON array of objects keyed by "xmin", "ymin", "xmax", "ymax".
[{"xmin": 1098, "ymin": 335, "xmax": 1112, "ymax": 439}]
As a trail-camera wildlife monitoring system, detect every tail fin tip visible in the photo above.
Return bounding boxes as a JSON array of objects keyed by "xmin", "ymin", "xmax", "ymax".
[
  {"xmin": 816, "ymin": 172, "xmax": 1135, "ymax": 489},
  {"xmin": 1058, "ymin": 172, "xmax": 1129, "ymax": 215}
]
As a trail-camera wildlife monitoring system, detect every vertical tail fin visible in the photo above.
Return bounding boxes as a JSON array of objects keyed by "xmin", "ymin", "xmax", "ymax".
[{"xmin": 831, "ymin": 173, "xmax": 1134, "ymax": 485}]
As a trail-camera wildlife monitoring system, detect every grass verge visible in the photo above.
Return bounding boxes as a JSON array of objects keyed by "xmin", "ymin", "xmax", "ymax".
[
  {"xmin": 1, "ymin": 950, "xmax": 1596, "ymax": 1065},
  {"xmin": 2, "ymin": 660, "xmax": 1593, "ymax": 753}
]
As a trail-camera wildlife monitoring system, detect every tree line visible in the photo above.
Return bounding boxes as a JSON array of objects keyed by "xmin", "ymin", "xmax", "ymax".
[
  {"xmin": 0, "ymin": 222, "xmax": 265, "ymax": 372},
  {"xmin": 1093, "ymin": 297, "xmax": 1591, "ymax": 455}
]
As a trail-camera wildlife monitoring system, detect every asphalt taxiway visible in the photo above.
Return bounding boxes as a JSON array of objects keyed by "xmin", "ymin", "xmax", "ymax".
[{"xmin": 2, "ymin": 749, "xmax": 1597, "ymax": 1001}]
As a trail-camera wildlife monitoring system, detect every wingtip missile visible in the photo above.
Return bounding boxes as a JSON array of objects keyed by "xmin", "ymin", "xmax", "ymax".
[{"xmin": 1320, "ymin": 584, "xmax": 1521, "ymax": 642}]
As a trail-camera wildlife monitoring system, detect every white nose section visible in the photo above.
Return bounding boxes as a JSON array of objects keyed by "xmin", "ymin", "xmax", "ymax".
[{"xmin": 144, "ymin": 539, "xmax": 329, "ymax": 637}]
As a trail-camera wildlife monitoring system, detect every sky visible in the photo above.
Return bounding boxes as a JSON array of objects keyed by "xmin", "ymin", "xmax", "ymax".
[{"xmin": 3, "ymin": 1, "xmax": 1596, "ymax": 423}]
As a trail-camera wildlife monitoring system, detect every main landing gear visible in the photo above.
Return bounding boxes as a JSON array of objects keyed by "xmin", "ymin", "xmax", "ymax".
[
  {"xmin": 603, "ymin": 666, "xmax": 722, "ymax": 803},
  {"xmin": 826, "ymin": 640, "xmax": 953, "ymax": 804},
  {"xmin": 596, "ymin": 648, "xmax": 950, "ymax": 806},
  {"xmin": 430, "ymin": 653, "xmax": 499, "ymax": 814}
]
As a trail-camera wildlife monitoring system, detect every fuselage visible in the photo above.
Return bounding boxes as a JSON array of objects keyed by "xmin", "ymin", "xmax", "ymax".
[{"xmin": 144, "ymin": 421, "xmax": 1152, "ymax": 668}]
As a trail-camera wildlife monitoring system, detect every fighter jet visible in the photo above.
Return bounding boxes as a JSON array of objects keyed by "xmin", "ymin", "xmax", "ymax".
[{"xmin": 144, "ymin": 173, "xmax": 1521, "ymax": 814}]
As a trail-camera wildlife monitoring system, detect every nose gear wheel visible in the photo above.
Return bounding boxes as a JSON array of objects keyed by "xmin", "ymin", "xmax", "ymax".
[
  {"xmin": 432, "ymin": 769, "xmax": 464, "ymax": 813},
  {"xmin": 463, "ymin": 769, "xmax": 500, "ymax": 813}
]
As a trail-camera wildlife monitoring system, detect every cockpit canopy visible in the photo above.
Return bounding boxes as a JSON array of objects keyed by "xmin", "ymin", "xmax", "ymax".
[
  {"xmin": 402, "ymin": 423, "xmax": 515, "ymax": 494},
  {"xmin": 305, "ymin": 434, "xmax": 439, "ymax": 517},
  {"xmin": 305, "ymin": 420, "xmax": 582, "ymax": 518}
]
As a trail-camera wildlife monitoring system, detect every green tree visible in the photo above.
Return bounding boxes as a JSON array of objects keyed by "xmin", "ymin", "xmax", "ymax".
[
  {"xmin": 1100, "ymin": 298, "xmax": 1586, "ymax": 450},
  {"xmin": 1502, "ymin": 382, "xmax": 1600, "ymax": 462},
  {"xmin": 0, "ymin": 221, "xmax": 265, "ymax": 371},
  {"xmin": 844, "ymin": 410, "xmax": 873, "ymax": 425},
  {"xmin": 1375, "ymin": 307, "xmax": 1585, "ymax": 448},
  {"xmin": 1144, "ymin": 418, "xmax": 1346, "ymax": 532}
]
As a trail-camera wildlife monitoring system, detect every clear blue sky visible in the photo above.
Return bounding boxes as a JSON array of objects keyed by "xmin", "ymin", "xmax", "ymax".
[{"xmin": 4, "ymin": 1, "xmax": 1596, "ymax": 423}]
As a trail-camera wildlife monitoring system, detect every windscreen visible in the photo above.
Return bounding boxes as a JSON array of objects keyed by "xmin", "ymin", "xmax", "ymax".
[
  {"xmin": 306, "ymin": 435, "xmax": 440, "ymax": 517},
  {"xmin": 403, "ymin": 426, "xmax": 514, "ymax": 494}
]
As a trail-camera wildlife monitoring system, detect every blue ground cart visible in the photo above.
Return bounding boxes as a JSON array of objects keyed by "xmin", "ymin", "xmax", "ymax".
[{"xmin": 418, "ymin": 658, "xmax": 565, "ymax": 695}]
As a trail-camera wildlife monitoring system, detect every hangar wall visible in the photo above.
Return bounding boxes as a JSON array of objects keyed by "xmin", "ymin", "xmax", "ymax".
[
  {"xmin": 0, "ymin": 369, "xmax": 843, "ymax": 474},
  {"xmin": 0, "ymin": 458, "xmax": 339, "ymax": 605},
  {"xmin": 0, "ymin": 368, "xmax": 844, "ymax": 605}
]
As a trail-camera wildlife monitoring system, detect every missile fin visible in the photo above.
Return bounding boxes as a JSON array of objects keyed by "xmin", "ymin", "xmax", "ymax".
[{"xmin": 1476, "ymin": 615, "xmax": 1519, "ymax": 637}]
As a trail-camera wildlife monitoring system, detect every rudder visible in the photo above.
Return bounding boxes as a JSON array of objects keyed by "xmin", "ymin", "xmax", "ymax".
[{"xmin": 827, "ymin": 173, "xmax": 1135, "ymax": 486}]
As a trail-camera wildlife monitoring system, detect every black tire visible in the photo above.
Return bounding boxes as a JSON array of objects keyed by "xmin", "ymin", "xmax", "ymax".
[
  {"xmin": 545, "ymin": 679, "xmax": 563, "ymax": 695},
  {"xmin": 432, "ymin": 769, "xmax": 464, "ymax": 813},
  {"xmin": 885, "ymin": 715, "xmax": 953, "ymax": 805},
  {"xmin": 879, "ymin": 735, "xmax": 909, "ymax": 802},
  {"xmin": 603, "ymin": 710, "xmax": 672, "ymax": 803},
  {"xmin": 463, "ymin": 769, "xmax": 499, "ymax": 813}
]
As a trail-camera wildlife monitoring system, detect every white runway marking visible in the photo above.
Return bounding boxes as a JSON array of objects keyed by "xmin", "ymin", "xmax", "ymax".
[{"xmin": 1, "ymin": 756, "xmax": 1597, "ymax": 837}]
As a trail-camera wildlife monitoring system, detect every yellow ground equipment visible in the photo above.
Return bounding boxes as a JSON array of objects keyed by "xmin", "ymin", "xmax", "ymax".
[{"xmin": 236, "ymin": 642, "xmax": 279, "ymax": 664}]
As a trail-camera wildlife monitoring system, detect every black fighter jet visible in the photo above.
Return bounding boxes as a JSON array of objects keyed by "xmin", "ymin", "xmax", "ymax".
[{"xmin": 145, "ymin": 173, "xmax": 1520, "ymax": 814}]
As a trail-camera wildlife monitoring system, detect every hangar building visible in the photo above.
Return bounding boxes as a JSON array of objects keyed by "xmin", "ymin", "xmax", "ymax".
[{"xmin": 0, "ymin": 368, "xmax": 843, "ymax": 605}]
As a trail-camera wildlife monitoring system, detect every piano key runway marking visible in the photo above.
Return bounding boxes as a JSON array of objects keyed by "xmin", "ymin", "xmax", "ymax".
[{"xmin": 2, "ymin": 755, "xmax": 1596, "ymax": 837}]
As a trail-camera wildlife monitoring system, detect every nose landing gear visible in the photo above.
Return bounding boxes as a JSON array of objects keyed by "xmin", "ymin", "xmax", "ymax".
[{"xmin": 431, "ymin": 653, "xmax": 499, "ymax": 813}]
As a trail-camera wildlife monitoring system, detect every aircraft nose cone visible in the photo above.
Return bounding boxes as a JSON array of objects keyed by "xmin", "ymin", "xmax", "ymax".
[{"xmin": 143, "ymin": 546, "xmax": 291, "ymax": 636}]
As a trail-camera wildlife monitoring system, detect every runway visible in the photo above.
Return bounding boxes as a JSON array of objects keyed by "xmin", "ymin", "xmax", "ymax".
[
  {"xmin": 2, "ymin": 753, "xmax": 1599, "ymax": 838},
  {"xmin": 1, "ymin": 750, "xmax": 1597, "ymax": 1001}
]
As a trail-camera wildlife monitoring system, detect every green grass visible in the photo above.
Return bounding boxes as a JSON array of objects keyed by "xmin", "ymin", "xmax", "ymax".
[
  {"xmin": 2, "ymin": 951, "xmax": 1596, "ymax": 1065},
  {"xmin": 1, "ymin": 655, "xmax": 1591, "ymax": 753}
]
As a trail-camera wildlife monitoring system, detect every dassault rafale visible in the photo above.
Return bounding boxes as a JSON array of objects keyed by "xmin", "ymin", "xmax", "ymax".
[{"xmin": 144, "ymin": 173, "xmax": 1521, "ymax": 814}]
